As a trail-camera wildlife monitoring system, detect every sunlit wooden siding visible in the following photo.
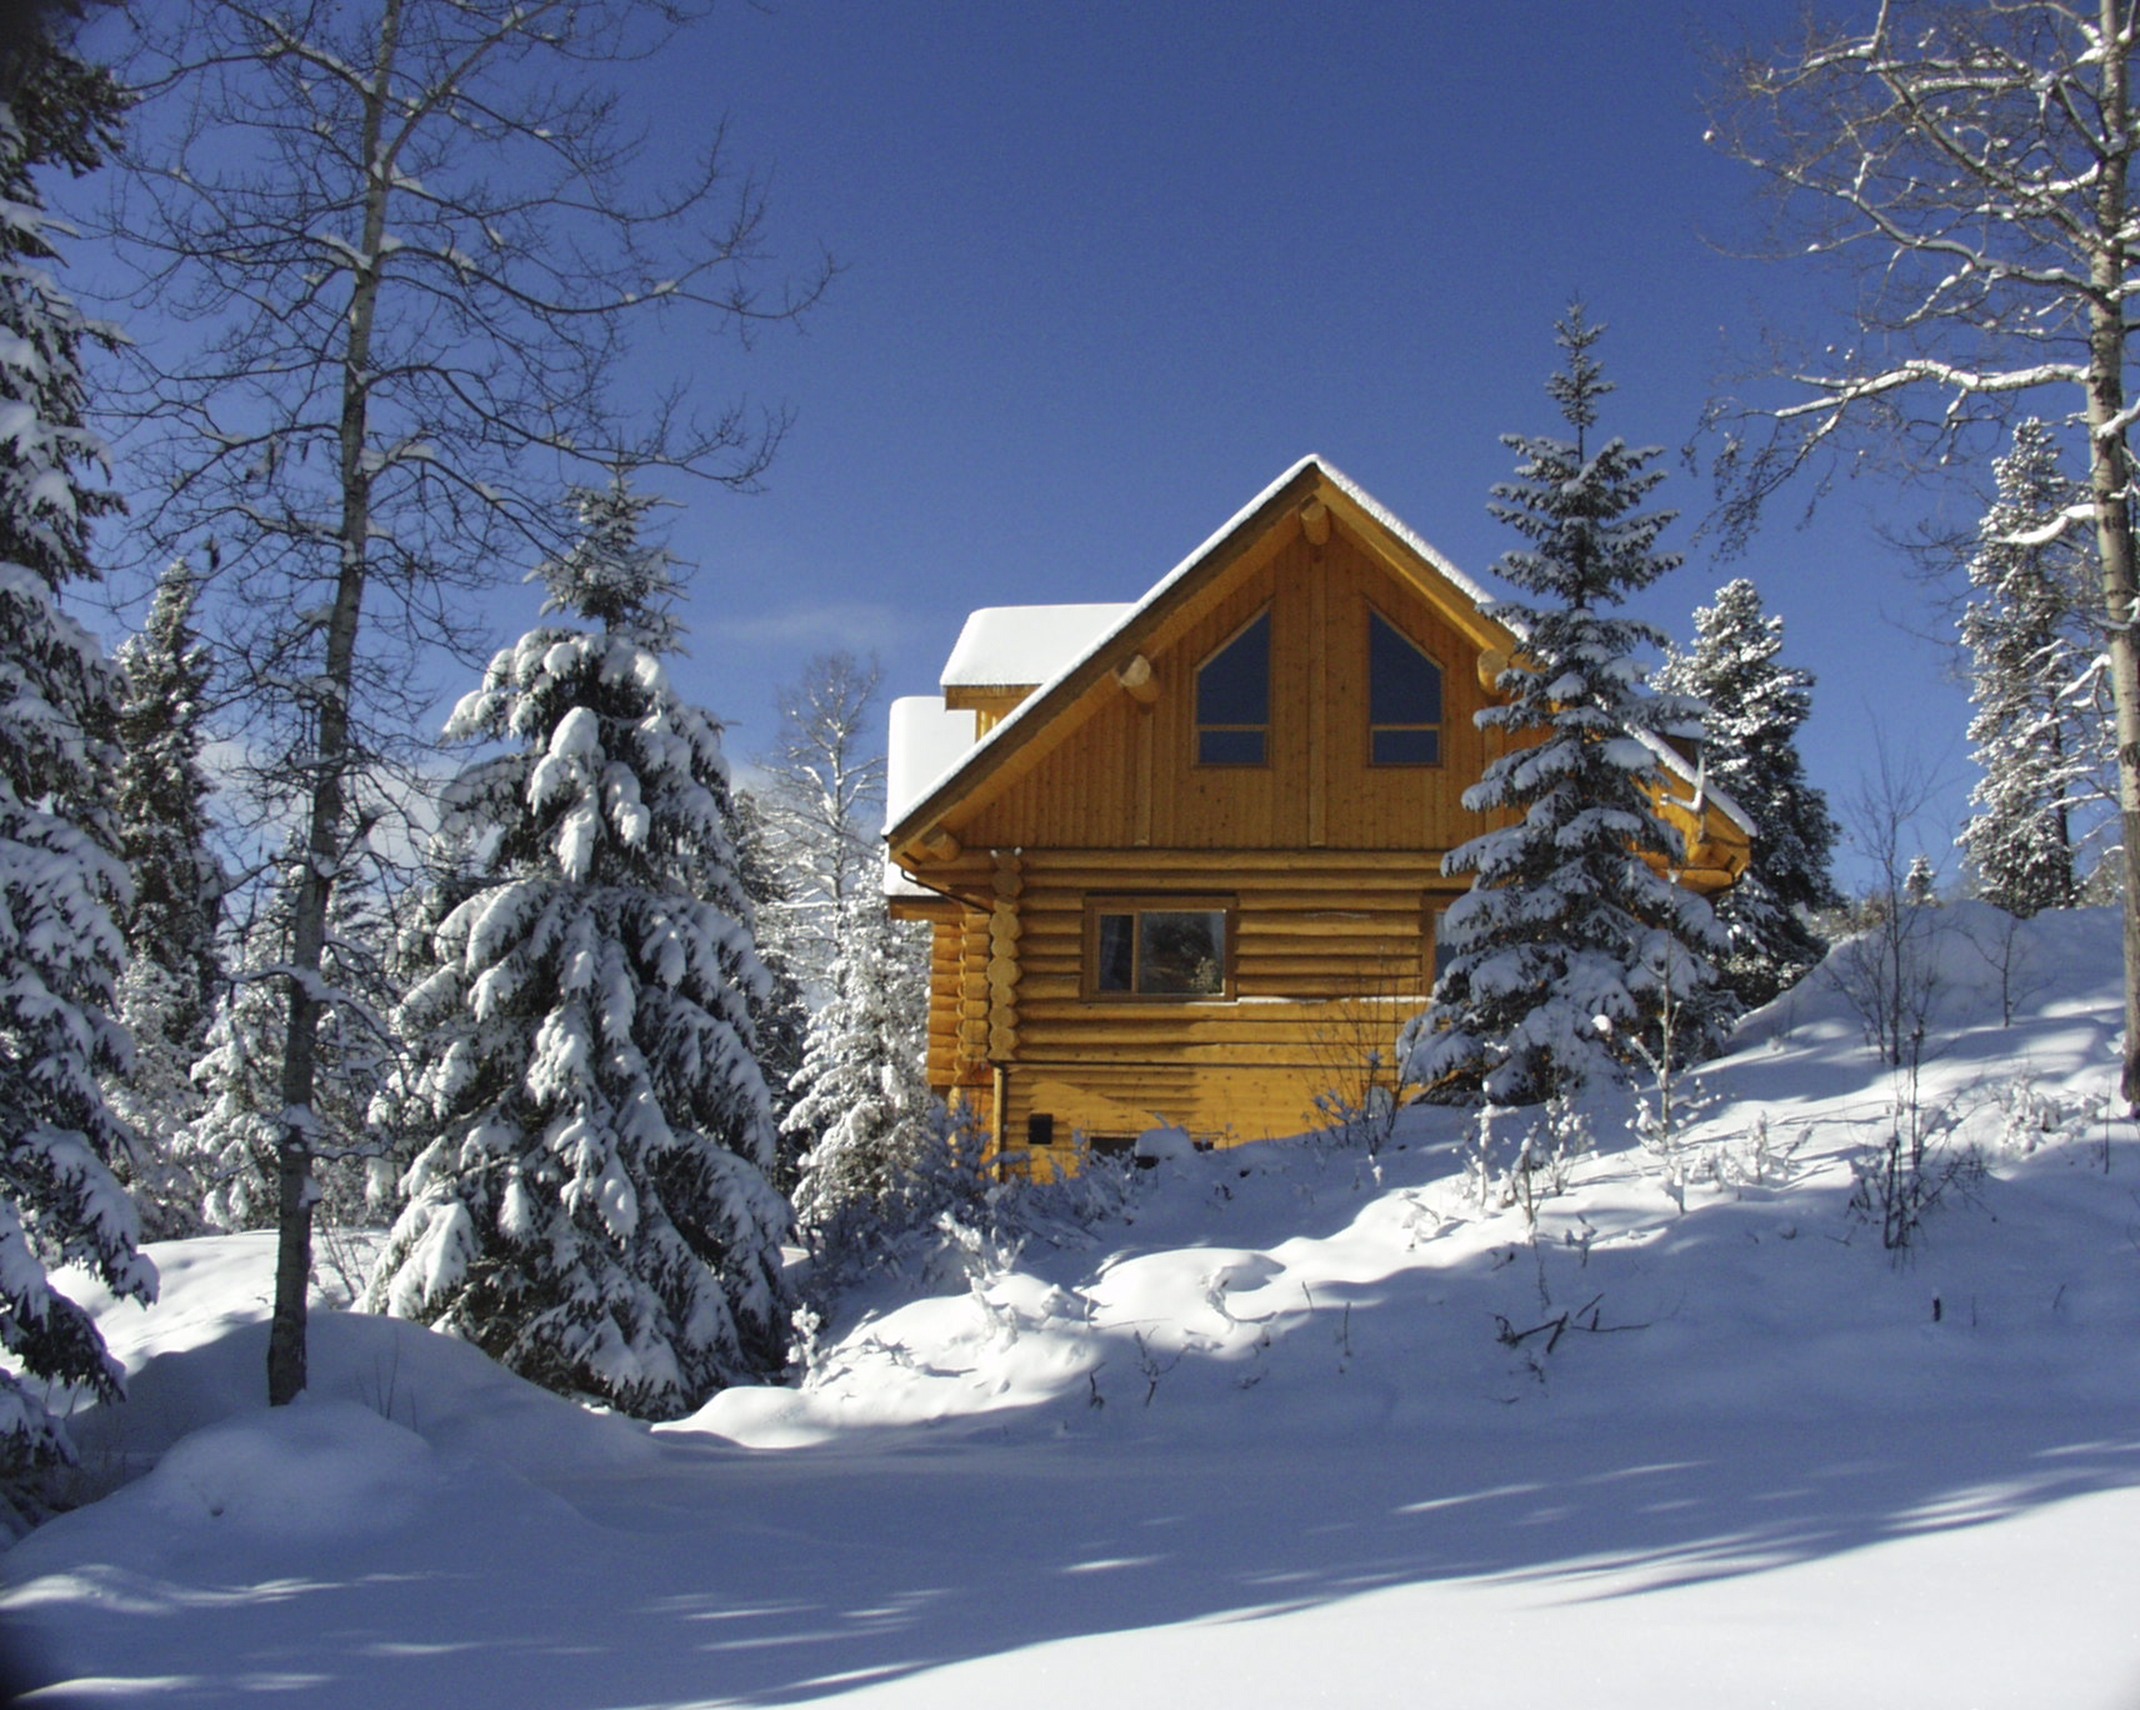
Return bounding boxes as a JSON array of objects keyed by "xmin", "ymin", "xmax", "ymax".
[
  {"xmin": 957, "ymin": 526, "xmax": 1501, "ymax": 854},
  {"xmin": 900, "ymin": 846, "xmax": 1468, "ymax": 1153},
  {"xmin": 888, "ymin": 470, "xmax": 1748, "ymax": 1166}
]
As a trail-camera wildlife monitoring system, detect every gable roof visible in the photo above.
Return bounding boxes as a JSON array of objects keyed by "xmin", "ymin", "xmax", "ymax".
[{"xmin": 886, "ymin": 454, "xmax": 1751, "ymax": 854}]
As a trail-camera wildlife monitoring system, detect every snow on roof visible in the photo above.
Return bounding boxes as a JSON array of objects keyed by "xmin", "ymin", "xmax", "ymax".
[
  {"xmin": 1632, "ymin": 731, "xmax": 1754, "ymax": 838},
  {"xmin": 889, "ymin": 455, "xmax": 1487, "ymax": 836},
  {"xmin": 941, "ymin": 603, "xmax": 1136, "ymax": 689},
  {"xmin": 1315, "ymin": 456, "xmax": 1495, "ymax": 610},
  {"xmin": 884, "ymin": 694, "xmax": 979, "ymax": 897},
  {"xmin": 887, "ymin": 694, "xmax": 979, "ymax": 824}
]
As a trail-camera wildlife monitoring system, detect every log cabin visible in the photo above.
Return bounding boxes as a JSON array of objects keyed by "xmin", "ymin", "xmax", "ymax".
[{"xmin": 884, "ymin": 455, "xmax": 1751, "ymax": 1171}]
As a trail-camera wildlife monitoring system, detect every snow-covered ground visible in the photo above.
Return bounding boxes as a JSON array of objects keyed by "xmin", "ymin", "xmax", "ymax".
[{"xmin": 6, "ymin": 903, "xmax": 2138, "ymax": 1707}]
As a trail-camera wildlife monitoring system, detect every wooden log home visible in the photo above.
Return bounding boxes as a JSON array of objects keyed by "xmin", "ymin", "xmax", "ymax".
[{"xmin": 884, "ymin": 456, "xmax": 1751, "ymax": 1171}]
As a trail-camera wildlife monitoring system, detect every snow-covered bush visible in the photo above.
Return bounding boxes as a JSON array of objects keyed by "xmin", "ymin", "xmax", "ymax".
[
  {"xmin": 1620, "ymin": 955, "xmax": 1719, "ymax": 1208},
  {"xmin": 1984, "ymin": 1074, "xmax": 2111, "ymax": 1159},
  {"xmin": 1848, "ymin": 1036, "xmax": 1984, "ymax": 1255},
  {"xmin": 1698, "ymin": 1113, "xmax": 1808, "ymax": 1193}
]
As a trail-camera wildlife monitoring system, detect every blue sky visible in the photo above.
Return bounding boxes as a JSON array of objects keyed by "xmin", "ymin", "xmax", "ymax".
[
  {"xmin": 631, "ymin": 3, "xmax": 1975, "ymax": 875},
  {"xmin": 78, "ymin": 3, "xmax": 1987, "ymax": 886}
]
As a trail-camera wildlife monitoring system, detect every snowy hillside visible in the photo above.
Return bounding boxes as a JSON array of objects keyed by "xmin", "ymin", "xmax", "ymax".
[{"xmin": 5, "ymin": 904, "xmax": 2138, "ymax": 1708}]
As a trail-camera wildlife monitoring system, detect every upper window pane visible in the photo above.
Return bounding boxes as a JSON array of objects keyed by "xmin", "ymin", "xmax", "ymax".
[
  {"xmin": 1196, "ymin": 611, "xmax": 1270, "ymax": 766},
  {"xmin": 1369, "ymin": 611, "xmax": 1443, "ymax": 768},
  {"xmin": 1198, "ymin": 727, "xmax": 1266, "ymax": 766},
  {"xmin": 1370, "ymin": 612, "xmax": 1442, "ymax": 725},
  {"xmin": 1372, "ymin": 726, "xmax": 1440, "ymax": 766}
]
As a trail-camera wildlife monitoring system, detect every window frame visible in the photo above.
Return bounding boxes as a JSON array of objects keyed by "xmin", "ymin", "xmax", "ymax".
[
  {"xmin": 1366, "ymin": 606, "xmax": 1445, "ymax": 769},
  {"xmin": 1082, "ymin": 894, "xmax": 1238, "ymax": 1002},
  {"xmin": 1194, "ymin": 608, "xmax": 1273, "ymax": 768}
]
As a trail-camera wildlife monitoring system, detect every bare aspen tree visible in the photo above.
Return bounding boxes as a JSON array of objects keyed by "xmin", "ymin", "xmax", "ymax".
[
  {"xmin": 99, "ymin": 1, "xmax": 824, "ymax": 1404},
  {"xmin": 1710, "ymin": 0, "xmax": 2140, "ymax": 1108}
]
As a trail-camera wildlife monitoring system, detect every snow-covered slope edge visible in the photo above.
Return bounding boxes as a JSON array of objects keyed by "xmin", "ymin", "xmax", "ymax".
[{"xmin": 694, "ymin": 901, "xmax": 2136, "ymax": 1448}]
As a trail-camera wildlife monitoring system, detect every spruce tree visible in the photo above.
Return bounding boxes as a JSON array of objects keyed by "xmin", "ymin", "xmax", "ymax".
[
  {"xmin": 1957, "ymin": 420, "xmax": 2110, "ymax": 915},
  {"xmin": 107, "ymin": 559, "xmax": 223, "ymax": 1234},
  {"xmin": 1904, "ymin": 853, "xmax": 1939, "ymax": 909},
  {"xmin": 1402, "ymin": 306, "xmax": 1723, "ymax": 1104},
  {"xmin": 180, "ymin": 945, "xmax": 282, "ymax": 1233},
  {"xmin": 785, "ymin": 895, "xmax": 935, "ymax": 1266},
  {"xmin": 0, "ymin": 21, "xmax": 155, "ymax": 1480},
  {"xmin": 1657, "ymin": 579, "xmax": 1840, "ymax": 1007},
  {"xmin": 367, "ymin": 477, "xmax": 791, "ymax": 1416}
]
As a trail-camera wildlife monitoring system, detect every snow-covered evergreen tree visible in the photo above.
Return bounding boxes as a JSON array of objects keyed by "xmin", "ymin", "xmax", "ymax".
[
  {"xmin": 106, "ymin": 558, "xmax": 223, "ymax": 1235},
  {"xmin": 730, "ymin": 787, "xmax": 811, "ymax": 1171},
  {"xmin": 1904, "ymin": 853, "xmax": 1939, "ymax": 909},
  {"xmin": 366, "ymin": 476, "xmax": 791, "ymax": 1416},
  {"xmin": 1657, "ymin": 579, "xmax": 1839, "ymax": 1007},
  {"xmin": 1957, "ymin": 420, "xmax": 2111, "ymax": 915},
  {"xmin": 0, "ymin": 23, "xmax": 155, "ymax": 1480},
  {"xmin": 1402, "ymin": 306, "xmax": 1724, "ymax": 1104},
  {"xmin": 179, "ymin": 834, "xmax": 398, "ymax": 1231},
  {"xmin": 785, "ymin": 895, "xmax": 935, "ymax": 1263},
  {"xmin": 180, "ymin": 953, "xmax": 281, "ymax": 1232}
]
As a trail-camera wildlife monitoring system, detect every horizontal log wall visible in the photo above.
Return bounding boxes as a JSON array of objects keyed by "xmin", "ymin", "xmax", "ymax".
[
  {"xmin": 992, "ymin": 848, "xmax": 1459, "ymax": 1151},
  {"xmin": 896, "ymin": 499, "xmax": 1751, "ymax": 1166}
]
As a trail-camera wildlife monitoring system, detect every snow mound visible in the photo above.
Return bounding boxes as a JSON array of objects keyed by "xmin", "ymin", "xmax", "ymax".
[
  {"xmin": 51, "ymin": 1231, "xmax": 660, "ymax": 1494},
  {"xmin": 135, "ymin": 1400, "xmax": 441, "ymax": 1539}
]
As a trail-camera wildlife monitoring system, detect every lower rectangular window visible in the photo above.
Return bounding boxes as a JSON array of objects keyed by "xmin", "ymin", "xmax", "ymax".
[{"xmin": 1086, "ymin": 897, "xmax": 1233, "ymax": 999}]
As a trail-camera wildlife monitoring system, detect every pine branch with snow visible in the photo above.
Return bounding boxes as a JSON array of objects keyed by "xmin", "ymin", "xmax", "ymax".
[
  {"xmin": 178, "ymin": 835, "xmax": 401, "ymax": 1233},
  {"xmin": 728, "ymin": 788, "xmax": 811, "ymax": 1171},
  {"xmin": 1403, "ymin": 306, "xmax": 1725, "ymax": 1105},
  {"xmin": 366, "ymin": 476, "xmax": 792, "ymax": 1417}
]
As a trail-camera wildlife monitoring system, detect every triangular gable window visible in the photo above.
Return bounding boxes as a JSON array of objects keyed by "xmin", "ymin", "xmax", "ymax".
[
  {"xmin": 1369, "ymin": 610, "xmax": 1442, "ymax": 766},
  {"xmin": 1196, "ymin": 609, "xmax": 1270, "ymax": 766}
]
